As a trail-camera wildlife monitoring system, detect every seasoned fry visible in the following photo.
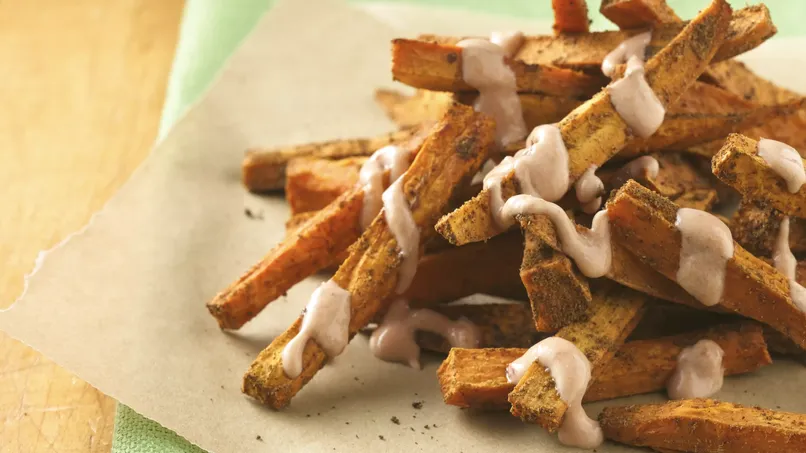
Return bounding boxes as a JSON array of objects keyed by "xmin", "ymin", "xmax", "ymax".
[
  {"xmin": 607, "ymin": 240, "xmax": 707, "ymax": 310},
  {"xmin": 704, "ymin": 59, "xmax": 801, "ymax": 105},
  {"xmin": 404, "ymin": 232, "xmax": 526, "ymax": 307},
  {"xmin": 702, "ymin": 59, "xmax": 806, "ymax": 152},
  {"xmin": 438, "ymin": 322, "xmax": 770, "ymax": 410},
  {"xmin": 437, "ymin": 0, "xmax": 732, "ymax": 245},
  {"xmin": 421, "ymin": 5, "xmax": 770, "ymax": 73},
  {"xmin": 599, "ymin": 398, "xmax": 806, "ymax": 453},
  {"xmin": 620, "ymin": 92, "xmax": 806, "ymax": 158},
  {"xmin": 209, "ymin": 188, "xmax": 364, "ymax": 330},
  {"xmin": 713, "ymin": 133, "xmax": 806, "ymax": 217},
  {"xmin": 731, "ymin": 201, "xmax": 806, "ymax": 257},
  {"xmin": 552, "ymin": 0, "xmax": 590, "ymax": 34},
  {"xmin": 391, "ymin": 38, "xmax": 605, "ymax": 97},
  {"xmin": 587, "ymin": 322, "xmax": 770, "ymax": 401},
  {"xmin": 243, "ymin": 127, "xmax": 420, "ymax": 192},
  {"xmin": 374, "ymin": 89, "xmax": 455, "ymax": 127},
  {"xmin": 606, "ymin": 180, "xmax": 806, "ymax": 349},
  {"xmin": 519, "ymin": 215, "xmax": 592, "ymax": 331},
  {"xmin": 600, "ymin": 0, "xmax": 680, "ymax": 29},
  {"xmin": 508, "ymin": 285, "xmax": 647, "ymax": 431},
  {"xmin": 242, "ymin": 105, "xmax": 494, "ymax": 408},
  {"xmin": 285, "ymin": 156, "xmax": 365, "ymax": 214},
  {"xmin": 419, "ymin": 302, "xmax": 544, "ymax": 353}
]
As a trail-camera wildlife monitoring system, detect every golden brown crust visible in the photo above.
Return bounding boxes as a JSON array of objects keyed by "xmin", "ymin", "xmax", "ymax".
[
  {"xmin": 507, "ymin": 285, "xmax": 647, "ymax": 431},
  {"xmin": 242, "ymin": 127, "xmax": 419, "ymax": 192},
  {"xmin": 391, "ymin": 38, "xmax": 606, "ymax": 97},
  {"xmin": 606, "ymin": 180, "xmax": 806, "ymax": 349},
  {"xmin": 242, "ymin": 105, "xmax": 495, "ymax": 408},
  {"xmin": 599, "ymin": 398, "xmax": 806, "ymax": 453},
  {"xmin": 552, "ymin": 0, "xmax": 590, "ymax": 34},
  {"xmin": 621, "ymin": 91, "xmax": 806, "ymax": 158},
  {"xmin": 285, "ymin": 156, "xmax": 365, "ymax": 214},
  {"xmin": 436, "ymin": 0, "xmax": 732, "ymax": 246},
  {"xmin": 519, "ymin": 214, "xmax": 592, "ymax": 331},
  {"xmin": 207, "ymin": 187, "xmax": 364, "ymax": 330},
  {"xmin": 731, "ymin": 201, "xmax": 806, "ymax": 257},
  {"xmin": 713, "ymin": 133, "xmax": 806, "ymax": 217},
  {"xmin": 600, "ymin": 0, "xmax": 681, "ymax": 29},
  {"xmin": 438, "ymin": 322, "xmax": 769, "ymax": 410}
]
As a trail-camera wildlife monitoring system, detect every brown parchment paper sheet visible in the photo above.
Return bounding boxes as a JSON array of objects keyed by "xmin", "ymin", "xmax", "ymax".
[{"xmin": 2, "ymin": 0, "xmax": 805, "ymax": 452}]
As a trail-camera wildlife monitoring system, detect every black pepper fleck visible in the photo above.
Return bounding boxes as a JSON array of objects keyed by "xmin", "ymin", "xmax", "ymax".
[{"xmin": 412, "ymin": 401, "xmax": 423, "ymax": 409}]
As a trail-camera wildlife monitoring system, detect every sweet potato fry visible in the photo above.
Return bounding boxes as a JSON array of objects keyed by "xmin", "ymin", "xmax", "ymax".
[
  {"xmin": 508, "ymin": 285, "xmax": 647, "ymax": 431},
  {"xmin": 552, "ymin": 0, "xmax": 590, "ymax": 34},
  {"xmin": 242, "ymin": 105, "xmax": 494, "ymax": 408},
  {"xmin": 731, "ymin": 201, "xmax": 806, "ymax": 257},
  {"xmin": 588, "ymin": 322, "xmax": 770, "ymax": 401},
  {"xmin": 600, "ymin": 0, "xmax": 680, "ymax": 29},
  {"xmin": 242, "ymin": 126, "xmax": 420, "ymax": 192},
  {"xmin": 404, "ymin": 232, "xmax": 526, "ymax": 307},
  {"xmin": 285, "ymin": 156, "xmax": 365, "ymax": 214},
  {"xmin": 607, "ymin": 239, "xmax": 705, "ymax": 310},
  {"xmin": 438, "ymin": 322, "xmax": 770, "ymax": 410},
  {"xmin": 374, "ymin": 89, "xmax": 455, "ymax": 128},
  {"xmin": 209, "ymin": 188, "xmax": 364, "ymax": 330},
  {"xmin": 210, "ymin": 106, "xmax": 471, "ymax": 330},
  {"xmin": 599, "ymin": 398, "xmax": 806, "ymax": 453},
  {"xmin": 422, "ymin": 5, "xmax": 769, "ymax": 74},
  {"xmin": 704, "ymin": 59, "xmax": 801, "ymax": 106},
  {"xmin": 702, "ymin": 59, "xmax": 806, "ymax": 152},
  {"xmin": 620, "ymin": 93, "xmax": 806, "ymax": 158},
  {"xmin": 713, "ymin": 133, "xmax": 806, "ymax": 217},
  {"xmin": 519, "ymin": 214, "xmax": 592, "ymax": 331},
  {"xmin": 437, "ymin": 0, "xmax": 732, "ymax": 246},
  {"xmin": 418, "ymin": 302, "xmax": 544, "ymax": 353},
  {"xmin": 606, "ymin": 180, "xmax": 806, "ymax": 349},
  {"xmin": 391, "ymin": 38, "xmax": 605, "ymax": 97}
]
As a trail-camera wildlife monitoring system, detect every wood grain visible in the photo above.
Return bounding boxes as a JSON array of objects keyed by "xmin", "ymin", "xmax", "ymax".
[{"xmin": 0, "ymin": 0, "xmax": 184, "ymax": 451}]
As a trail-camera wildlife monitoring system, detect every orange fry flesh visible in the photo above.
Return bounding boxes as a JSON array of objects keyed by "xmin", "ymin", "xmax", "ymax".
[
  {"xmin": 712, "ymin": 133, "xmax": 806, "ymax": 218},
  {"xmin": 552, "ymin": 0, "xmax": 590, "ymax": 34}
]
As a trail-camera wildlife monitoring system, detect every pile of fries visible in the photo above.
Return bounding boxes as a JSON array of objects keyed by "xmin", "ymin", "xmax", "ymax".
[{"xmin": 207, "ymin": 0, "xmax": 806, "ymax": 451}]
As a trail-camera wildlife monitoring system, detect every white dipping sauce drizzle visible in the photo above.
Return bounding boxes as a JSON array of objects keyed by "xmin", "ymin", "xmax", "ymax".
[
  {"xmin": 667, "ymin": 339, "xmax": 725, "ymax": 399},
  {"xmin": 483, "ymin": 124, "xmax": 612, "ymax": 278},
  {"xmin": 370, "ymin": 299, "xmax": 480, "ymax": 368},
  {"xmin": 457, "ymin": 33, "xmax": 526, "ymax": 146},
  {"xmin": 757, "ymin": 139, "xmax": 806, "ymax": 193},
  {"xmin": 484, "ymin": 124, "xmax": 570, "ymax": 228},
  {"xmin": 282, "ymin": 280, "xmax": 351, "ymax": 378},
  {"xmin": 772, "ymin": 216, "xmax": 806, "ymax": 312},
  {"xmin": 675, "ymin": 208, "xmax": 735, "ymax": 306},
  {"xmin": 382, "ymin": 176, "xmax": 420, "ymax": 294},
  {"xmin": 621, "ymin": 155, "xmax": 660, "ymax": 180},
  {"xmin": 575, "ymin": 165, "xmax": 604, "ymax": 214},
  {"xmin": 359, "ymin": 145, "xmax": 412, "ymax": 230},
  {"xmin": 506, "ymin": 337, "xmax": 603, "ymax": 449},
  {"xmin": 601, "ymin": 31, "xmax": 652, "ymax": 77},
  {"xmin": 502, "ymin": 195, "xmax": 612, "ymax": 277},
  {"xmin": 607, "ymin": 56, "xmax": 666, "ymax": 138}
]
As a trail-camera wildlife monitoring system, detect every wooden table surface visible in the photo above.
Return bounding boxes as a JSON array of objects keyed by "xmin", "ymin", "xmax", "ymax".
[{"xmin": 0, "ymin": 1, "xmax": 184, "ymax": 451}]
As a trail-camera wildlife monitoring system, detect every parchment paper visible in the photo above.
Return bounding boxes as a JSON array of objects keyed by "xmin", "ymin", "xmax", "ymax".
[{"xmin": 3, "ymin": 1, "xmax": 806, "ymax": 452}]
